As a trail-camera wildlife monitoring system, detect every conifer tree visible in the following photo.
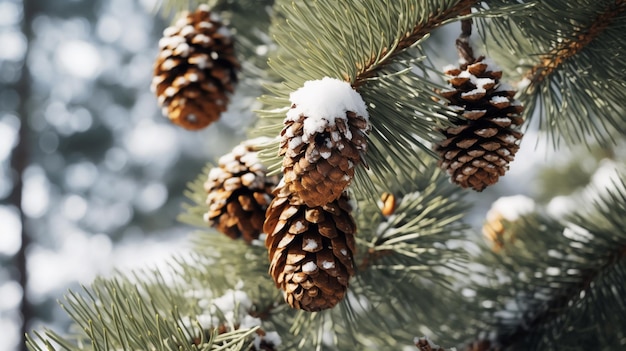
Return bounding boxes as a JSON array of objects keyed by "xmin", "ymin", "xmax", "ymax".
[{"xmin": 27, "ymin": 0, "xmax": 626, "ymax": 350}]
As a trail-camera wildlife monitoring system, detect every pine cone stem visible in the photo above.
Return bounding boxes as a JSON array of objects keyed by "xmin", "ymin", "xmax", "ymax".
[{"xmin": 456, "ymin": 17, "xmax": 476, "ymax": 65}]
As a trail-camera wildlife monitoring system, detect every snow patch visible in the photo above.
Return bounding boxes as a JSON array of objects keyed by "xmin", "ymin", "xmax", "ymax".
[
  {"xmin": 303, "ymin": 238, "xmax": 318, "ymax": 251},
  {"xmin": 321, "ymin": 260, "xmax": 335, "ymax": 269},
  {"xmin": 483, "ymin": 57, "xmax": 501, "ymax": 72},
  {"xmin": 490, "ymin": 95, "xmax": 510, "ymax": 104},
  {"xmin": 302, "ymin": 261, "xmax": 317, "ymax": 273},
  {"xmin": 487, "ymin": 195, "xmax": 535, "ymax": 222},
  {"xmin": 285, "ymin": 77, "xmax": 369, "ymax": 142},
  {"xmin": 461, "ymin": 88, "xmax": 486, "ymax": 98}
]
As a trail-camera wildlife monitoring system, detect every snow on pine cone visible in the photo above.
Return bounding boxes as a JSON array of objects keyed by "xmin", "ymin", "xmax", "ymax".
[
  {"xmin": 264, "ymin": 184, "xmax": 357, "ymax": 311},
  {"xmin": 205, "ymin": 138, "xmax": 279, "ymax": 243},
  {"xmin": 280, "ymin": 77, "xmax": 370, "ymax": 208},
  {"xmin": 151, "ymin": 4, "xmax": 239, "ymax": 130},
  {"xmin": 434, "ymin": 58, "xmax": 524, "ymax": 191}
]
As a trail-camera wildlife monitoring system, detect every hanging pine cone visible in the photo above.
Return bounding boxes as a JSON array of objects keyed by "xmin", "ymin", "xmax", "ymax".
[
  {"xmin": 434, "ymin": 57, "xmax": 524, "ymax": 191},
  {"xmin": 205, "ymin": 138, "xmax": 279, "ymax": 243},
  {"xmin": 264, "ymin": 185, "xmax": 357, "ymax": 311},
  {"xmin": 151, "ymin": 4, "xmax": 239, "ymax": 130},
  {"xmin": 280, "ymin": 77, "xmax": 370, "ymax": 207}
]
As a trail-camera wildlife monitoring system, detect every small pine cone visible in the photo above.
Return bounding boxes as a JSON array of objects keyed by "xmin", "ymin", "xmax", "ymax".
[
  {"xmin": 482, "ymin": 211, "xmax": 508, "ymax": 252},
  {"xmin": 280, "ymin": 77, "xmax": 370, "ymax": 207},
  {"xmin": 434, "ymin": 58, "xmax": 524, "ymax": 191},
  {"xmin": 205, "ymin": 138, "xmax": 279, "ymax": 243},
  {"xmin": 151, "ymin": 4, "xmax": 239, "ymax": 130},
  {"xmin": 264, "ymin": 185, "xmax": 357, "ymax": 311}
]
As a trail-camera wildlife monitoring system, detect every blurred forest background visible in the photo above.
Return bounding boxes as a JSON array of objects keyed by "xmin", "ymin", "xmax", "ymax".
[
  {"xmin": 1, "ymin": 0, "xmax": 622, "ymax": 351},
  {"xmin": 0, "ymin": 0, "xmax": 253, "ymax": 349}
]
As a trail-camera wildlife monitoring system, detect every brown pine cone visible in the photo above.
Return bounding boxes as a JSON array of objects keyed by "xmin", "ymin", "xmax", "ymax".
[
  {"xmin": 205, "ymin": 138, "xmax": 279, "ymax": 243},
  {"xmin": 434, "ymin": 58, "xmax": 524, "ymax": 191},
  {"xmin": 264, "ymin": 185, "xmax": 357, "ymax": 311},
  {"xmin": 151, "ymin": 4, "xmax": 239, "ymax": 130},
  {"xmin": 280, "ymin": 77, "xmax": 370, "ymax": 207}
]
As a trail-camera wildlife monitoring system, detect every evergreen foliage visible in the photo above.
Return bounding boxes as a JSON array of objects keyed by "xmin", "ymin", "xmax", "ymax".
[{"xmin": 26, "ymin": 0, "xmax": 626, "ymax": 350}]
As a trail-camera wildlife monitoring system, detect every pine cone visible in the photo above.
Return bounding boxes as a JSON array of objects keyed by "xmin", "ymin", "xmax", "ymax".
[
  {"xmin": 264, "ymin": 185, "xmax": 357, "ymax": 311},
  {"xmin": 280, "ymin": 77, "xmax": 370, "ymax": 207},
  {"xmin": 434, "ymin": 58, "xmax": 524, "ymax": 191},
  {"xmin": 151, "ymin": 4, "xmax": 239, "ymax": 130},
  {"xmin": 205, "ymin": 138, "xmax": 279, "ymax": 243},
  {"xmin": 482, "ymin": 211, "xmax": 508, "ymax": 252}
]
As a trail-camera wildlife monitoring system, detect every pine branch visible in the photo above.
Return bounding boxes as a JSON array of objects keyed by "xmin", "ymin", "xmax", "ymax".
[
  {"xmin": 26, "ymin": 258, "xmax": 279, "ymax": 351},
  {"xmin": 524, "ymin": 0, "xmax": 626, "ymax": 88},
  {"xmin": 464, "ymin": 176, "xmax": 626, "ymax": 350},
  {"xmin": 255, "ymin": 1, "xmax": 483, "ymax": 199},
  {"xmin": 352, "ymin": 0, "xmax": 477, "ymax": 87},
  {"xmin": 481, "ymin": 0, "xmax": 626, "ymax": 147}
]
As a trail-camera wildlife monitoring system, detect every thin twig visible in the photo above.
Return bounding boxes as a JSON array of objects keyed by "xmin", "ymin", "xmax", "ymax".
[{"xmin": 456, "ymin": 16, "xmax": 476, "ymax": 67}]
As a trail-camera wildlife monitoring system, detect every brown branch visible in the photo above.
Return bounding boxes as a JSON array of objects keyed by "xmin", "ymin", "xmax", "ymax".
[
  {"xmin": 456, "ymin": 14, "xmax": 476, "ymax": 66},
  {"xmin": 352, "ymin": 0, "xmax": 479, "ymax": 88},
  {"xmin": 525, "ymin": 0, "xmax": 626, "ymax": 87}
]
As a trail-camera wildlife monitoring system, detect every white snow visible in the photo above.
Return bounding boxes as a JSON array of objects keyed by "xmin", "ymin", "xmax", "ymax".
[
  {"xmin": 483, "ymin": 57, "xmax": 501, "ymax": 72},
  {"xmin": 241, "ymin": 172, "xmax": 256, "ymax": 186},
  {"xmin": 174, "ymin": 42, "xmax": 190, "ymax": 57},
  {"xmin": 475, "ymin": 78, "xmax": 495, "ymax": 90},
  {"xmin": 198, "ymin": 3, "xmax": 210, "ymax": 12},
  {"xmin": 486, "ymin": 195, "xmax": 535, "ymax": 222},
  {"xmin": 288, "ymin": 136, "xmax": 303, "ymax": 149},
  {"xmin": 161, "ymin": 58, "xmax": 177, "ymax": 70},
  {"xmin": 285, "ymin": 77, "xmax": 369, "ymax": 143},
  {"xmin": 302, "ymin": 261, "xmax": 317, "ymax": 273},
  {"xmin": 321, "ymin": 260, "xmax": 335, "ymax": 269},
  {"xmin": 490, "ymin": 96, "xmax": 510, "ymax": 104},
  {"xmin": 320, "ymin": 151, "xmax": 331, "ymax": 159},
  {"xmin": 193, "ymin": 34, "xmax": 211, "ymax": 44},
  {"xmin": 211, "ymin": 289, "xmax": 253, "ymax": 314},
  {"xmin": 239, "ymin": 314, "xmax": 262, "ymax": 329},
  {"xmin": 218, "ymin": 151, "xmax": 236, "ymax": 165},
  {"xmin": 491, "ymin": 117, "xmax": 511, "ymax": 124},
  {"xmin": 340, "ymin": 249, "xmax": 348, "ymax": 256},
  {"xmin": 162, "ymin": 26, "xmax": 178, "ymax": 37},
  {"xmin": 262, "ymin": 331, "xmax": 282, "ymax": 347},
  {"xmin": 461, "ymin": 88, "xmax": 486, "ymax": 98},
  {"xmin": 175, "ymin": 17, "xmax": 188, "ymax": 28},
  {"xmin": 517, "ymin": 77, "xmax": 531, "ymax": 90},
  {"xmin": 198, "ymin": 21, "xmax": 213, "ymax": 29},
  {"xmin": 179, "ymin": 25, "xmax": 195, "ymax": 37},
  {"xmin": 458, "ymin": 70, "xmax": 472, "ymax": 79},
  {"xmin": 303, "ymin": 238, "xmax": 318, "ymax": 251}
]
